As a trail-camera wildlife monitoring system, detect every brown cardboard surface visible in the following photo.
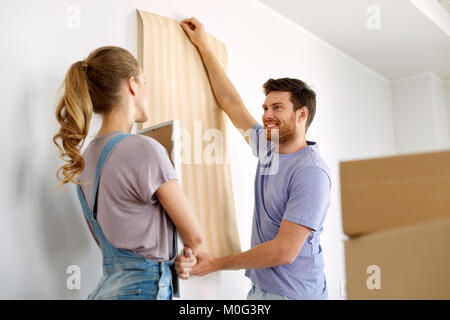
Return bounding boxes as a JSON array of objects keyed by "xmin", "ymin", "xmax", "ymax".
[
  {"xmin": 345, "ymin": 217, "xmax": 450, "ymax": 299},
  {"xmin": 139, "ymin": 123, "xmax": 174, "ymax": 163},
  {"xmin": 340, "ymin": 150, "xmax": 450, "ymax": 237}
]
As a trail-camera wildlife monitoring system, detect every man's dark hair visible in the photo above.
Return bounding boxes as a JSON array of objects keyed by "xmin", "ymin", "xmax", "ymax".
[{"xmin": 263, "ymin": 78, "xmax": 316, "ymax": 131}]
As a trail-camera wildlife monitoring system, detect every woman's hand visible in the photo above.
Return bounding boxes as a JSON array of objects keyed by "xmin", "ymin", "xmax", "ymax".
[
  {"xmin": 175, "ymin": 246, "xmax": 198, "ymax": 279},
  {"xmin": 180, "ymin": 17, "xmax": 209, "ymax": 50}
]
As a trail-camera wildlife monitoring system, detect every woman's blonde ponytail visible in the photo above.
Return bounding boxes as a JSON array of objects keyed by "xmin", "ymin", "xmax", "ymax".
[{"xmin": 53, "ymin": 60, "xmax": 93, "ymax": 187}]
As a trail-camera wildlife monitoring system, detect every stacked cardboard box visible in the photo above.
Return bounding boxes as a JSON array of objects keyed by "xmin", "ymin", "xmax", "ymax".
[{"xmin": 340, "ymin": 150, "xmax": 450, "ymax": 299}]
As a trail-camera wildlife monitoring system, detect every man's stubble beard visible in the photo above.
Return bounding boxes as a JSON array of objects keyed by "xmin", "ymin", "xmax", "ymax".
[{"xmin": 266, "ymin": 113, "xmax": 297, "ymax": 145}]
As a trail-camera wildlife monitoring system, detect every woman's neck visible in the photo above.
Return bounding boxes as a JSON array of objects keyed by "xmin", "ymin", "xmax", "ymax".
[{"xmin": 96, "ymin": 108, "xmax": 134, "ymax": 138}]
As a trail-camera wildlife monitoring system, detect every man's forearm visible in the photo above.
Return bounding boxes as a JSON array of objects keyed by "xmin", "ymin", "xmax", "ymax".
[
  {"xmin": 212, "ymin": 239, "xmax": 291, "ymax": 272},
  {"xmin": 197, "ymin": 44, "xmax": 245, "ymax": 113}
]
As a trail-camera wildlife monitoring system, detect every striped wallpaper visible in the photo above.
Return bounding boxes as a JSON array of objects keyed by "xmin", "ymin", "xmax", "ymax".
[{"xmin": 137, "ymin": 10, "xmax": 241, "ymax": 258}]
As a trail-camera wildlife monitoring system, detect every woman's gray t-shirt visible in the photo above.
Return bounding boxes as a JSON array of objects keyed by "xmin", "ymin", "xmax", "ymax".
[{"xmin": 79, "ymin": 131, "xmax": 178, "ymax": 261}]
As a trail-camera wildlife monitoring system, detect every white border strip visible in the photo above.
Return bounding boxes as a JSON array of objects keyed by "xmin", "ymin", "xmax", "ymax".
[
  {"xmin": 391, "ymin": 71, "xmax": 446, "ymax": 84},
  {"xmin": 410, "ymin": 0, "xmax": 450, "ymax": 36}
]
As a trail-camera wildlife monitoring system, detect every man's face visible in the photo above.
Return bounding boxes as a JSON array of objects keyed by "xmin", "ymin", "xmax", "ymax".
[{"xmin": 262, "ymin": 91, "xmax": 297, "ymax": 144}]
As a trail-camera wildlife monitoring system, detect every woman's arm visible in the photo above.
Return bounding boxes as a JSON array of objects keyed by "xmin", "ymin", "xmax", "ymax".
[{"xmin": 155, "ymin": 180, "xmax": 203, "ymax": 255}]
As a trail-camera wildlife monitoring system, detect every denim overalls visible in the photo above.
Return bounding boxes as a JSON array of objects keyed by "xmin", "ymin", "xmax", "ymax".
[{"xmin": 76, "ymin": 133, "xmax": 179, "ymax": 300}]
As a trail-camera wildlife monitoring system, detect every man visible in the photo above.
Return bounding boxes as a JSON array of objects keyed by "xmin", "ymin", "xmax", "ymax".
[{"xmin": 176, "ymin": 17, "xmax": 331, "ymax": 300}]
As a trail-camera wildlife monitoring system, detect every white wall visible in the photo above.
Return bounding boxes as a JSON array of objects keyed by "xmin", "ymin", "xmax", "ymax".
[
  {"xmin": 431, "ymin": 75, "xmax": 450, "ymax": 149},
  {"xmin": 447, "ymin": 82, "xmax": 450, "ymax": 142},
  {"xmin": 391, "ymin": 73, "xmax": 450, "ymax": 154},
  {"xmin": 0, "ymin": 0, "xmax": 396, "ymax": 299}
]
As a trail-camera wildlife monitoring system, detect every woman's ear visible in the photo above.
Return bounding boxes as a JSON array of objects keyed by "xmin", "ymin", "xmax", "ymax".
[{"xmin": 127, "ymin": 76, "xmax": 137, "ymax": 96}]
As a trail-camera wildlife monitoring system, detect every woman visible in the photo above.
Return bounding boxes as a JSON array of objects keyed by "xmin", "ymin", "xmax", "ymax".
[{"xmin": 53, "ymin": 46, "xmax": 202, "ymax": 300}]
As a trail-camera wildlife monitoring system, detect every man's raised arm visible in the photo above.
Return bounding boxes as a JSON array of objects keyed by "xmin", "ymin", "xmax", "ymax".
[{"xmin": 180, "ymin": 17, "xmax": 257, "ymax": 143}]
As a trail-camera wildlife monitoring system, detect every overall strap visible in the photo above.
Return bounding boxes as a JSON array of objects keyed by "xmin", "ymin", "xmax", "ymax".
[{"xmin": 90, "ymin": 133, "xmax": 133, "ymax": 219}]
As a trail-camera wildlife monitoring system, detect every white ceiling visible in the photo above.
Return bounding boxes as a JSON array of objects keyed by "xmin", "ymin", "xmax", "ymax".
[{"xmin": 258, "ymin": 0, "xmax": 450, "ymax": 81}]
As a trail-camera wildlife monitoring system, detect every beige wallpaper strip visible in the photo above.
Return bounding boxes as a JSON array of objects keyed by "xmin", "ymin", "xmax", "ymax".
[{"xmin": 137, "ymin": 10, "xmax": 241, "ymax": 257}]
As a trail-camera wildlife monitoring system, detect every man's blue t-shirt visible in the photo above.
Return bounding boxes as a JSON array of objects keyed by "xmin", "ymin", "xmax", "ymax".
[{"xmin": 244, "ymin": 123, "xmax": 331, "ymax": 300}]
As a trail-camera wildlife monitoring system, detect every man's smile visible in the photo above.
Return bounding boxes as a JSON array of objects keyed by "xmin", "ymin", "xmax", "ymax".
[{"xmin": 264, "ymin": 121, "xmax": 280, "ymax": 129}]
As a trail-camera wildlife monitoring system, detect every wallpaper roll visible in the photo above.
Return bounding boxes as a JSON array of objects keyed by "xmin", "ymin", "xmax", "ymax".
[{"xmin": 137, "ymin": 10, "xmax": 241, "ymax": 257}]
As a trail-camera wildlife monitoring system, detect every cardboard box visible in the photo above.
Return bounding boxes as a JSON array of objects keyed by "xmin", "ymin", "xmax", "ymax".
[
  {"xmin": 340, "ymin": 150, "xmax": 450, "ymax": 237},
  {"xmin": 345, "ymin": 217, "xmax": 450, "ymax": 300}
]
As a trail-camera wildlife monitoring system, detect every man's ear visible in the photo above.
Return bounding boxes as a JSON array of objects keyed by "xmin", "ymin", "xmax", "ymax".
[{"xmin": 297, "ymin": 106, "xmax": 308, "ymax": 123}]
